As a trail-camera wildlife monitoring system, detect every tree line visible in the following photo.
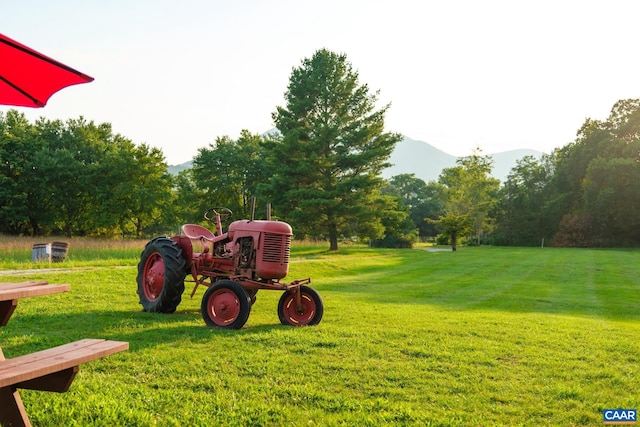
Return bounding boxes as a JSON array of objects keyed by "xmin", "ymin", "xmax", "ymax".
[
  {"xmin": 1, "ymin": 49, "xmax": 639, "ymax": 249},
  {"xmin": 0, "ymin": 112, "xmax": 176, "ymax": 238}
]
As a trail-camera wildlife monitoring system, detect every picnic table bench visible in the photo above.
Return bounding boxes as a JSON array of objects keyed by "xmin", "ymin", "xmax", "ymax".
[
  {"xmin": 0, "ymin": 281, "xmax": 128, "ymax": 427},
  {"xmin": 0, "ymin": 281, "xmax": 70, "ymax": 326}
]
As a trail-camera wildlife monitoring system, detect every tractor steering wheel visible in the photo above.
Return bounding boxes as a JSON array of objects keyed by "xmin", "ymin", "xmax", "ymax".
[{"xmin": 204, "ymin": 207, "xmax": 233, "ymax": 222}]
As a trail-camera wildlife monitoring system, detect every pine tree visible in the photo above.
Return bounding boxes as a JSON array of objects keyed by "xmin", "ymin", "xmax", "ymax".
[{"xmin": 269, "ymin": 49, "xmax": 401, "ymax": 250}]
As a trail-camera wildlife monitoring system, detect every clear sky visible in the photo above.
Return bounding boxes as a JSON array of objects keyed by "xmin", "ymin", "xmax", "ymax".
[{"xmin": 2, "ymin": 0, "xmax": 638, "ymax": 165}]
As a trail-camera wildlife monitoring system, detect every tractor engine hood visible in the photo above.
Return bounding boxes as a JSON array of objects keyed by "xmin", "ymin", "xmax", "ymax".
[
  {"xmin": 227, "ymin": 220, "xmax": 293, "ymax": 280},
  {"xmin": 227, "ymin": 220, "xmax": 292, "ymax": 240}
]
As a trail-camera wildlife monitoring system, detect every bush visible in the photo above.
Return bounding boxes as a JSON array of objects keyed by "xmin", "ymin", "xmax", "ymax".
[
  {"xmin": 436, "ymin": 234, "xmax": 449, "ymax": 245},
  {"xmin": 551, "ymin": 214, "xmax": 591, "ymax": 247},
  {"xmin": 370, "ymin": 234, "xmax": 415, "ymax": 248}
]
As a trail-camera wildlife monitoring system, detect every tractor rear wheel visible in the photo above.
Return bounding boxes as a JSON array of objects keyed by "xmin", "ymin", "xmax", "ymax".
[
  {"xmin": 201, "ymin": 280, "xmax": 251, "ymax": 329},
  {"xmin": 278, "ymin": 286, "xmax": 324, "ymax": 326},
  {"xmin": 137, "ymin": 237, "xmax": 186, "ymax": 313}
]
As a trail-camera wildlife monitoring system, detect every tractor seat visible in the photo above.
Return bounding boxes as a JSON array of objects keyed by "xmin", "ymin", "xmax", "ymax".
[{"xmin": 182, "ymin": 224, "xmax": 215, "ymax": 241}]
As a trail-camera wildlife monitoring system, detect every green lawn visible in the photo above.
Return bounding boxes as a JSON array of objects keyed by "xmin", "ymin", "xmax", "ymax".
[{"xmin": 1, "ymin": 244, "xmax": 638, "ymax": 426}]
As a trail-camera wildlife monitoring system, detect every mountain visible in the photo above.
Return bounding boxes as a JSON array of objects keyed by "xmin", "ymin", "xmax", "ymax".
[
  {"xmin": 168, "ymin": 135, "xmax": 543, "ymax": 183},
  {"xmin": 382, "ymin": 136, "xmax": 543, "ymax": 183},
  {"xmin": 168, "ymin": 161, "xmax": 193, "ymax": 175},
  {"xmin": 489, "ymin": 148, "xmax": 544, "ymax": 182},
  {"xmin": 381, "ymin": 136, "xmax": 456, "ymax": 182}
]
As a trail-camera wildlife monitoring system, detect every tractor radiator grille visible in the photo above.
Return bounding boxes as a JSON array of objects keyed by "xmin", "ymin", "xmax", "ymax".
[{"xmin": 262, "ymin": 233, "xmax": 291, "ymax": 264}]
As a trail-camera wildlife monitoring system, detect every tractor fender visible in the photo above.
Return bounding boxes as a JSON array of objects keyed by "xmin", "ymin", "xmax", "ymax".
[{"xmin": 172, "ymin": 235, "xmax": 193, "ymax": 269}]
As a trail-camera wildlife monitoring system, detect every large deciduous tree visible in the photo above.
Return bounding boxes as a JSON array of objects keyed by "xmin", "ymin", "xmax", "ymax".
[
  {"xmin": 546, "ymin": 98, "xmax": 640, "ymax": 246},
  {"xmin": 494, "ymin": 155, "xmax": 552, "ymax": 246},
  {"xmin": 0, "ymin": 110, "xmax": 44, "ymax": 235},
  {"xmin": 583, "ymin": 157, "xmax": 640, "ymax": 245},
  {"xmin": 191, "ymin": 130, "xmax": 269, "ymax": 219},
  {"xmin": 436, "ymin": 151, "xmax": 500, "ymax": 250},
  {"xmin": 42, "ymin": 117, "xmax": 114, "ymax": 237},
  {"xmin": 383, "ymin": 174, "xmax": 442, "ymax": 239},
  {"xmin": 99, "ymin": 141, "xmax": 174, "ymax": 238},
  {"xmin": 269, "ymin": 49, "xmax": 401, "ymax": 250}
]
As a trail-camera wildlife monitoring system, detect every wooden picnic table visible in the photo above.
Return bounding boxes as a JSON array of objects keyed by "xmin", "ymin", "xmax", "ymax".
[
  {"xmin": 0, "ymin": 281, "xmax": 70, "ymax": 327},
  {"xmin": 0, "ymin": 280, "xmax": 128, "ymax": 427}
]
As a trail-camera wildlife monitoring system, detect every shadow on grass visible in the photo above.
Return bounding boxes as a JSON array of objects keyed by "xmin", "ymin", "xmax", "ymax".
[{"xmin": 0, "ymin": 306, "xmax": 296, "ymax": 357}]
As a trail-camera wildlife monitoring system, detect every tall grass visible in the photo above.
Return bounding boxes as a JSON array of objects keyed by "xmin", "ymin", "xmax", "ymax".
[
  {"xmin": 0, "ymin": 241, "xmax": 638, "ymax": 426},
  {"xmin": 0, "ymin": 234, "xmax": 147, "ymax": 268}
]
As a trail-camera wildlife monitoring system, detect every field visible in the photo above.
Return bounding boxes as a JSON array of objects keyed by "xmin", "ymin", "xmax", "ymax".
[{"xmin": 0, "ymin": 237, "xmax": 638, "ymax": 426}]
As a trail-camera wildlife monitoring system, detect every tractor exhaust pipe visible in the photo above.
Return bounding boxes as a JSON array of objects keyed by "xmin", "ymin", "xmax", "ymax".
[
  {"xmin": 267, "ymin": 203, "xmax": 271, "ymax": 221},
  {"xmin": 250, "ymin": 197, "xmax": 256, "ymax": 222}
]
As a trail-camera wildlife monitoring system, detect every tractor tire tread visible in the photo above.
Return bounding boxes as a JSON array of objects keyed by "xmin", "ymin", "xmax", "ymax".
[{"xmin": 136, "ymin": 236, "xmax": 186, "ymax": 313}]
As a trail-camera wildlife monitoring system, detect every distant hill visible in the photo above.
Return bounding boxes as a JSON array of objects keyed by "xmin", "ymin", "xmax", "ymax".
[
  {"xmin": 382, "ymin": 135, "xmax": 543, "ymax": 182},
  {"xmin": 490, "ymin": 148, "xmax": 544, "ymax": 182},
  {"xmin": 168, "ymin": 135, "xmax": 543, "ymax": 183},
  {"xmin": 168, "ymin": 161, "xmax": 192, "ymax": 175},
  {"xmin": 381, "ymin": 136, "xmax": 456, "ymax": 182}
]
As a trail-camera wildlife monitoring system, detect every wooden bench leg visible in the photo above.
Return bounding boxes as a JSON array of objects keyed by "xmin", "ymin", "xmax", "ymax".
[
  {"xmin": 0, "ymin": 385, "xmax": 31, "ymax": 427},
  {"xmin": 0, "ymin": 299, "xmax": 18, "ymax": 327},
  {"xmin": 17, "ymin": 366, "xmax": 78, "ymax": 393}
]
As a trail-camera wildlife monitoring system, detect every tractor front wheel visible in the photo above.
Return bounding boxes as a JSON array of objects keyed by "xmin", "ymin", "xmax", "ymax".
[
  {"xmin": 201, "ymin": 280, "xmax": 251, "ymax": 329},
  {"xmin": 137, "ymin": 237, "xmax": 186, "ymax": 313},
  {"xmin": 278, "ymin": 286, "xmax": 324, "ymax": 326}
]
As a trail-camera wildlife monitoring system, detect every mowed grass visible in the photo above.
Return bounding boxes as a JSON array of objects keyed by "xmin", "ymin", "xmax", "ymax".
[{"xmin": 0, "ymin": 242, "xmax": 638, "ymax": 426}]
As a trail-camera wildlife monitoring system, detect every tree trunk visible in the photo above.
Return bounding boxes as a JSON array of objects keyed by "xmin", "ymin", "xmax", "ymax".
[
  {"xmin": 328, "ymin": 223, "xmax": 339, "ymax": 251},
  {"xmin": 451, "ymin": 230, "xmax": 457, "ymax": 252},
  {"xmin": 29, "ymin": 217, "xmax": 40, "ymax": 237},
  {"xmin": 136, "ymin": 218, "xmax": 143, "ymax": 239}
]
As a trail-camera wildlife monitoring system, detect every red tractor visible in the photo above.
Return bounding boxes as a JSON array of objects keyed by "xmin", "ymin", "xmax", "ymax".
[{"xmin": 136, "ymin": 202, "xmax": 323, "ymax": 329}]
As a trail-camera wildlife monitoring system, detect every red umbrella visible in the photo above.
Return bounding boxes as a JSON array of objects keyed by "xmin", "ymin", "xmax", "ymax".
[{"xmin": 0, "ymin": 32, "xmax": 94, "ymax": 108}]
